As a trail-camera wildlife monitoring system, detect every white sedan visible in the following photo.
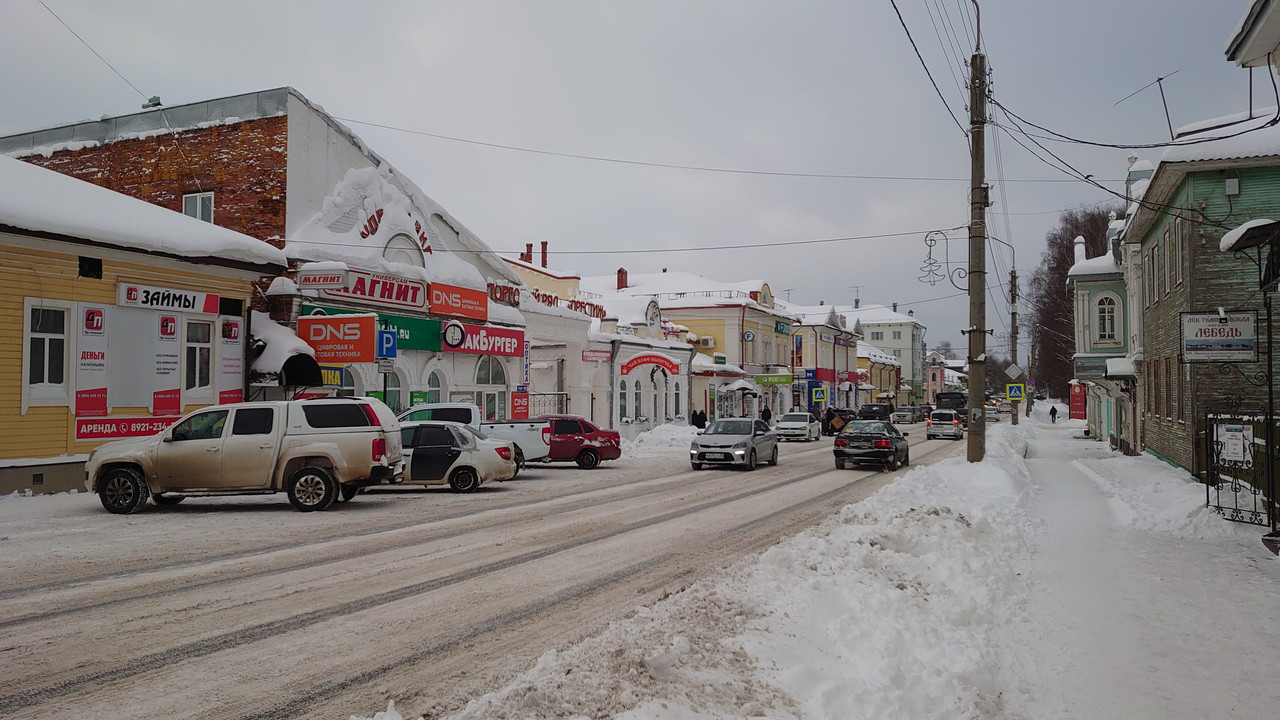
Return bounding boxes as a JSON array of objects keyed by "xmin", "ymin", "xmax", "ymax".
[
  {"xmin": 399, "ymin": 421, "xmax": 517, "ymax": 493},
  {"xmin": 774, "ymin": 412, "xmax": 821, "ymax": 442}
]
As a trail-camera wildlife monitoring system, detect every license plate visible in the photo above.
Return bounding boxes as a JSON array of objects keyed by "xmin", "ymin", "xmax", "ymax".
[
  {"xmin": 705, "ymin": 453, "xmax": 727, "ymax": 460},
  {"xmin": 853, "ymin": 442, "xmax": 871, "ymax": 448}
]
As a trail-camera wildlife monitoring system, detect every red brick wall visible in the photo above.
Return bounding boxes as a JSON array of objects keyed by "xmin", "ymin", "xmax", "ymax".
[{"xmin": 21, "ymin": 116, "xmax": 288, "ymax": 248}]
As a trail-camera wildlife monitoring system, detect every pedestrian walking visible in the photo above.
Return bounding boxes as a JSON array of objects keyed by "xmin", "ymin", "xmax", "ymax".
[
  {"xmin": 761, "ymin": 406, "xmax": 772, "ymax": 425},
  {"xmin": 1049, "ymin": 405, "xmax": 1058, "ymax": 423}
]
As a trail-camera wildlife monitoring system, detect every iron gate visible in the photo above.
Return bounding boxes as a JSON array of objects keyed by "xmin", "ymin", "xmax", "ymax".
[
  {"xmin": 530, "ymin": 392, "xmax": 568, "ymax": 416},
  {"xmin": 1204, "ymin": 412, "xmax": 1274, "ymax": 527}
]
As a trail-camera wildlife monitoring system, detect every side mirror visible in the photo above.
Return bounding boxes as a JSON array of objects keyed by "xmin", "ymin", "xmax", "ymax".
[{"xmin": 902, "ymin": 432, "xmax": 909, "ymax": 437}]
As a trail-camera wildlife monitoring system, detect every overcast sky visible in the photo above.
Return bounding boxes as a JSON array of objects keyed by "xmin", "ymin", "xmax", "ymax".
[{"xmin": 0, "ymin": 0, "xmax": 1254, "ymax": 355}]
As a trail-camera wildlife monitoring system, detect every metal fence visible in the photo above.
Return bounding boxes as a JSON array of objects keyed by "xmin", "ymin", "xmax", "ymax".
[{"xmin": 1203, "ymin": 412, "xmax": 1276, "ymax": 527}]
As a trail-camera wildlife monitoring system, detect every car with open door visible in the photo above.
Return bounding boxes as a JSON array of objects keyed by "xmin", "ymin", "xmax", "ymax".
[{"xmin": 400, "ymin": 421, "xmax": 516, "ymax": 492}]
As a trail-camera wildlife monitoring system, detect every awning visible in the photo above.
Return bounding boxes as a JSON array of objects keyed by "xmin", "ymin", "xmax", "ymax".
[
  {"xmin": 719, "ymin": 378, "xmax": 758, "ymax": 394},
  {"xmin": 877, "ymin": 391, "xmax": 895, "ymax": 398},
  {"xmin": 1105, "ymin": 357, "xmax": 1137, "ymax": 379},
  {"xmin": 249, "ymin": 311, "xmax": 324, "ymax": 387},
  {"xmin": 838, "ymin": 381, "xmax": 854, "ymax": 391}
]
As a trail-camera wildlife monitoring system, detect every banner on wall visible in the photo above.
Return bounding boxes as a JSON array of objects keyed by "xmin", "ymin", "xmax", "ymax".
[
  {"xmin": 429, "ymin": 283, "xmax": 489, "ymax": 321},
  {"xmin": 297, "ymin": 314, "xmax": 378, "ymax": 363},
  {"xmin": 620, "ymin": 354, "xmax": 680, "ymax": 375},
  {"xmin": 75, "ymin": 304, "xmax": 109, "ymax": 416},
  {"xmin": 75, "ymin": 415, "xmax": 183, "ymax": 441},
  {"xmin": 1069, "ymin": 383, "xmax": 1087, "ymax": 420},
  {"xmin": 218, "ymin": 316, "xmax": 244, "ymax": 404},
  {"xmin": 153, "ymin": 313, "xmax": 181, "ymax": 416},
  {"xmin": 511, "ymin": 392, "xmax": 530, "ymax": 419},
  {"xmin": 442, "ymin": 323, "xmax": 524, "ymax": 356}
]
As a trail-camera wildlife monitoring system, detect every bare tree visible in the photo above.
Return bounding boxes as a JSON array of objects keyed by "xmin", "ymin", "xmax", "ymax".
[
  {"xmin": 1027, "ymin": 204, "xmax": 1123, "ymax": 400},
  {"xmin": 934, "ymin": 340, "xmax": 957, "ymax": 360}
]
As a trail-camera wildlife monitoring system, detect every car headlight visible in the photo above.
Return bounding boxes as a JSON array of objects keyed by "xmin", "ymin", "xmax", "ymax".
[
  {"xmin": 690, "ymin": 441, "xmax": 699, "ymax": 451},
  {"xmin": 732, "ymin": 441, "xmax": 748, "ymax": 450}
]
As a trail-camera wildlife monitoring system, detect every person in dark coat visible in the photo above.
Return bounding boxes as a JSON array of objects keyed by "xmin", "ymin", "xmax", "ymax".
[
  {"xmin": 761, "ymin": 406, "xmax": 772, "ymax": 425},
  {"xmin": 1049, "ymin": 405, "xmax": 1058, "ymax": 423},
  {"xmin": 823, "ymin": 406, "xmax": 836, "ymax": 435}
]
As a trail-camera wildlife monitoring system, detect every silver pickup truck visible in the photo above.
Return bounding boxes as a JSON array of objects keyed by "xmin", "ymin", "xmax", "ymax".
[
  {"xmin": 86, "ymin": 397, "xmax": 403, "ymax": 513},
  {"xmin": 397, "ymin": 402, "xmax": 551, "ymax": 476}
]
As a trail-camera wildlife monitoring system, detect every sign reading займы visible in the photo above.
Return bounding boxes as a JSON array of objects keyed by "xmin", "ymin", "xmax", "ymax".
[{"xmin": 1181, "ymin": 311, "xmax": 1257, "ymax": 362}]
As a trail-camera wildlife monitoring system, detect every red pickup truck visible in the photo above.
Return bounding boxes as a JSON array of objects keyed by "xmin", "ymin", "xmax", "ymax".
[{"xmin": 538, "ymin": 415, "xmax": 622, "ymax": 469}]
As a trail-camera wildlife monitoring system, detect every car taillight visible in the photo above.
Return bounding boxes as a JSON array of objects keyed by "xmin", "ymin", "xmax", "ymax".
[
  {"xmin": 371, "ymin": 437, "xmax": 387, "ymax": 461},
  {"xmin": 496, "ymin": 446, "xmax": 513, "ymax": 460},
  {"xmin": 835, "ymin": 438, "xmax": 847, "ymax": 447},
  {"xmin": 542, "ymin": 426, "xmax": 551, "ymax": 444},
  {"xmin": 926, "ymin": 418, "xmax": 932, "ymax": 425},
  {"xmin": 873, "ymin": 439, "xmax": 892, "ymax": 449},
  {"xmin": 359, "ymin": 403, "xmax": 381, "ymax": 427},
  {"xmin": 953, "ymin": 418, "xmax": 959, "ymax": 425}
]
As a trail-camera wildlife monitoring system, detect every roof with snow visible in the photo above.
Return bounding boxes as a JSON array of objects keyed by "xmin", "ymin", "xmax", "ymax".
[
  {"xmin": 835, "ymin": 303, "xmax": 922, "ymax": 327},
  {"xmin": 0, "ymin": 154, "xmax": 285, "ymax": 270},
  {"xmin": 858, "ymin": 341, "xmax": 900, "ymax": 366},
  {"xmin": 1068, "ymin": 253, "xmax": 1122, "ymax": 278}
]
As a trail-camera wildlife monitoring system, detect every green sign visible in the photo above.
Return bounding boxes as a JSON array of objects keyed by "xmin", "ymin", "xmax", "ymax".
[
  {"xmin": 714, "ymin": 355, "xmax": 726, "ymax": 365},
  {"xmin": 774, "ymin": 320, "xmax": 792, "ymax": 335},
  {"xmin": 409, "ymin": 390, "xmax": 431, "ymax": 405},
  {"xmin": 365, "ymin": 390, "xmax": 385, "ymax": 402},
  {"xmin": 303, "ymin": 305, "xmax": 441, "ymax": 351},
  {"xmin": 755, "ymin": 373, "xmax": 793, "ymax": 386}
]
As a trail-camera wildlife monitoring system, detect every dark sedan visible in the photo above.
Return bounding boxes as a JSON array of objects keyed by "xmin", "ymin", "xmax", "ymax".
[{"xmin": 833, "ymin": 420, "xmax": 910, "ymax": 471}]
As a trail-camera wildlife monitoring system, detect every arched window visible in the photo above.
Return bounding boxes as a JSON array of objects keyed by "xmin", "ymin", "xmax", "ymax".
[
  {"xmin": 619, "ymin": 380, "xmax": 629, "ymax": 419},
  {"xmin": 474, "ymin": 356, "xmax": 507, "ymax": 420},
  {"xmin": 634, "ymin": 379, "xmax": 642, "ymax": 419},
  {"xmin": 425, "ymin": 371, "xmax": 443, "ymax": 403},
  {"xmin": 1096, "ymin": 295, "xmax": 1118, "ymax": 342},
  {"xmin": 384, "ymin": 372, "xmax": 403, "ymax": 413}
]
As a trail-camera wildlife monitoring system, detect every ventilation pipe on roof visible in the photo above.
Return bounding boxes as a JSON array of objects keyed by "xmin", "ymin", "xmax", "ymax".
[
  {"xmin": 522, "ymin": 243, "xmax": 533, "ymax": 263},
  {"xmin": 854, "ymin": 298, "xmax": 860, "ymax": 308},
  {"xmin": 541, "ymin": 241, "xmax": 548, "ymax": 268},
  {"xmin": 617, "ymin": 267, "xmax": 628, "ymax": 290},
  {"xmin": 893, "ymin": 302, "xmax": 898, "ymax": 312}
]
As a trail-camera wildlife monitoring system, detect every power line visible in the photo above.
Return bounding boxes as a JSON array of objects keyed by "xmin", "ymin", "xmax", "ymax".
[
  {"xmin": 887, "ymin": 0, "xmax": 968, "ymax": 137},
  {"xmin": 38, "ymin": 0, "xmax": 148, "ymax": 102}
]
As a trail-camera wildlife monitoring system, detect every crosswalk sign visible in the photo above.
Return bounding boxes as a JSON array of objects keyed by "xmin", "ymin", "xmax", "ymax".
[
  {"xmin": 812, "ymin": 387, "xmax": 827, "ymax": 402},
  {"xmin": 1006, "ymin": 383, "xmax": 1025, "ymax": 400}
]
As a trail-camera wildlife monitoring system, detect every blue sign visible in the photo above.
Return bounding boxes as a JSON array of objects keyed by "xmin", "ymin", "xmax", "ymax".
[
  {"xmin": 811, "ymin": 387, "xmax": 828, "ymax": 402},
  {"xmin": 1006, "ymin": 383, "xmax": 1025, "ymax": 400},
  {"xmin": 377, "ymin": 329, "xmax": 398, "ymax": 359},
  {"xmin": 803, "ymin": 368, "xmax": 816, "ymax": 380}
]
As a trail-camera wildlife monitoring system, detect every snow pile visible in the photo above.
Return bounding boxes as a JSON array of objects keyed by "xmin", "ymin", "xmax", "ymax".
[
  {"xmin": 403, "ymin": 424, "xmax": 1040, "ymax": 720},
  {"xmin": 1074, "ymin": 453, "xmax": 1236, "ymax": 540},
  {"xmin": 619, "ymin": 423, "xmax": 701, "ymax": 458}
]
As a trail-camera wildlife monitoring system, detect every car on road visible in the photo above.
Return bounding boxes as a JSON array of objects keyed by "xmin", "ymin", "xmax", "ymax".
[
  {"xmin": 892, "ymin": 406, "xmax": 914, "ymax": 423},
  {"xmin": 400, "ymin": 421, "xmax": 517, "ymax": 492},
  {"xmin": 925, "ymin": 409, "xmax": 964, "ymax": 440},
  {"xmin": 690, "ymin": 418, "xmax": 778, "ymax": 470},
  {"xmin": 537, "ymin": 415, "xmax": 622, "ymax": 469},
  {"xmin": 397, "ymin": 402, "xmax": 551, "ymax": 476},
  {"xmin": 775, "ymin": 412, "xmax": 821, "ymax": 441},
  {"xmin": 858, "ymin": 403, "xmax": 893, "ymax": 421},
  {"xmin": 999, "ymin": 400, "xmax": 1013, "ymax": 414},
  {"xmin": 1034, "ymin": 392, "xmax": 1046, "ymax": 400},
  {"xmin": 985, "ymin": 406, "xmax": 1001, "ymax": 422},
  {"xmin": 833, "ymin": 420, "xmax": 910, "ymax": 471},
  {"xmin": 86, "ymin": 397, "xmax": 404, "ymax": 514}
]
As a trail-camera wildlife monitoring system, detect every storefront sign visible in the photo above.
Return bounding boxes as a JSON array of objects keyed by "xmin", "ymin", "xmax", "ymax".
[
  {"xmin": 487, "ymin": 282, "xmax": 521, "ymax": 307},
  {"xmin": 297, "ymin": 315, "xmax": 378, "ymax": 363},
  {"xmin": 755, "ymin": 373, "xmax": 793, "ymax": 385},
  {"xmin": 565, "ymin": 298, "xmax": 606, "ymax": 319},
  {"xmin": 834, "ymin": 336, "xmax": 849, "ymax": 347},
  {"xmin": 443, "ymin": 323, "xmax": 525, "ymax": 356},
  {"xmin": 1181, "ymin": 311, "xmax": 1257, "ymax": 362},
  {"xmin": 303, "ymin": 305, "xmax": 441, "ymax": 352},
  {"xmin": 1069, "ymin": 383, "xmax": 1087, "ymax": 420},
  {"xmin": 819, "ymin": 332, "xmax": 835, "ymax": 343},
  {"xmin": 320, "ymin": 269, "xmax": 427, "ymax": 311},
  {"xmin": 297, "ymin": 268, "xmax": 348, "ymax": 289},
  {"xmin": 76, "ymin": 415, "xmax": 182, "ymax": 441},
  {"xmin": 319, "ymin": 365, "xmax": 346, "ymax": 387},
  {"xmin": 430, "ymin": 283, "xmax": 489, "ymax": 321},
  {"xmin": 511, "ymin": 392, "xmax": 530, "ymax": 419},
  {"xmin": 154, "ymin": 313, "xmax": 181, "ymax": 415},
  {"xmin": 582, "ymin": 349, "xmax": 612, "ymax": 362},
  {"xmin": 76, "ymin": 304, "xmax": 109, "ymax": 416},
  {"xmin": 218, "ymin": 316, "xmax": 244, "ymax": 404},
  {"xmin": 621, "ymin": 354, "xmax": 680, "ymax": 375},
  {"xmin": 774, "ymin": 320, "xmax": 791, "ymax": 335},
  {"xmin": 118, "ymin": 282, "xmax": 220, "ymax": 313}
]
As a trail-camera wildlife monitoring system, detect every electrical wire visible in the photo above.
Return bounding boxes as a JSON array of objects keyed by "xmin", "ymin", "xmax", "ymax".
[
  {"xmin": 923, "ymin": 0, "xmax": 968, "ymax": 105},
  {"xmin": 888, "ymin": 0, "xmax": 969, "ymax": 137}
]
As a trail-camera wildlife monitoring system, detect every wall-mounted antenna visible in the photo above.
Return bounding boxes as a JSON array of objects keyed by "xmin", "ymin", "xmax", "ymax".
[{"xmin": 1115, "ymin": 70, "xmax": 1180, "ymax": 141}]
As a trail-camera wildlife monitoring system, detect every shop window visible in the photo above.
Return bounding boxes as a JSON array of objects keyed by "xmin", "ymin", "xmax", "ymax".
[
  {"xmin": 474, "ymin": 356, "xmax": 507, "ymax": 420},
  {"xmin": 425, "ymin": 372, "xmax": 443, "ymax": 403},
  {"xmin": 185, "ymin": 320, "xmax": 213, "ymax": 395},
  {"xmin": 385, "ymin": 372, "xmax": 403, "ymax": 413},
  {"xmin": 619, "ymin": 380, "xmax": 629, "ymax": 419},
  {"xmin": 183, "ymin": 192, "xmax": 214, "ymax": 223},
  {"xmin": 336, "ymin": 368, "xmax": 358, "ymax": 397},
  {"xmin": 27, "ymin": 303, "xmax": 68, "ymax": 400}
]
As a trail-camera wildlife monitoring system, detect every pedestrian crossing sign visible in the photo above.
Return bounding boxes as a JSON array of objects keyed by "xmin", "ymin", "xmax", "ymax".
[
  {"xmin": 811, "ymin": 387, "xmax": 827, "ymax": 402},
  {"xmin": 1006, "ymin": 383, "xmax": 1025, "ymax": 400}
]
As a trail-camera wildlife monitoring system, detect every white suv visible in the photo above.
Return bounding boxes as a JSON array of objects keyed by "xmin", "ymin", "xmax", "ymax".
[
  {"xmin": 86, "ymin": 397, "xmax": 403, "ymax": 513},
  {"xmin": 925, "ymin": 410, "xmax": 964, "ymax": 440}
]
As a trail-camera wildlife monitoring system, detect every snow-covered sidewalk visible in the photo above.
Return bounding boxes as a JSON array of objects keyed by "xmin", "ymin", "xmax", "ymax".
[{"xmin": 355, "ymin": 411, "xmax": 1280, "ymax": 720}]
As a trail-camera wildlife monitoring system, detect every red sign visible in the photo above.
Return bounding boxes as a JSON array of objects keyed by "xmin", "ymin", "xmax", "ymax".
[
  {"xmin": 75, "ymin": 388, "xmax": 107, "ymax": 417},
  {"xmin": 446, "ymin": 324, "xmax": 525, "ymax": 356},
  {"xmin": 487, "ymin": 282, "xmax": 521, "ymax": 307},
  {"xmin": 430, "ymin": 283, "xmax": 489, "ymax": 321},
  {"xmin": 297, "ymin": 315, "xmax": 378, "ymax": 363},
  {"xmin": 76, "ymin": 416, "xmax": 182, "ymax": 441},
  {"xmin": 620, "ymin": 354, "xmax": 680, "ymax": 375},
  {"xmin": 582, "ymin": 349, "xmax": 612, "ymax": 363},
  {"xmin": 511, "ymin": 392, "xmax": 530, "ymax": 419},
  {"xmin": 320, "ymin": 269, "xmax": 427, "ymax": 310},
  {"xmin": 153, "ymin": 389, "xmax": 181, "ymax": 416},
  {"xmin": 1070, "ymin": 383, "xmax": 1087, "ymax": 420}
]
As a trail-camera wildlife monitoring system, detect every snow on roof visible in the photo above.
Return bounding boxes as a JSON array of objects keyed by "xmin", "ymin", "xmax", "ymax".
[
  {"xmin": 581, "ymin": 270, "xmax": 780, "ymax": 314},
  {"xmin": 0, "ymin": 155, "xmax": 286, "ymax": 268},
  {"xmin": 266, "ymin": 276, "xmax": 298, "ymax": 296},
  {"xmin": 1128, "ymin": 159, "xmax": 1154, "ymax": 173},
  {"xmin": 690, "ymin": 353, "xmax": 746, "ymax": 375},
  {"xmin": 1105, "ymin": 357, "xmax": 1137, "ymax": 378},
  {"xmin": 1163, "ymin": 110, "xmax": 1280, "ymax": 164},
  {"xmin": 857, "ymin": 341, "xmax": 900, "ymax": 366},
  {"xmin": 1220, "ymin": 217, "xmax": 1276, "ymax": 252},
  {"xmin": 1067, "ymin": 252, "xmax": 1121, "ymax": 278},
  {"xmin": 248, "ymin": 310, "xmax": 315, "ymax": 383},
  {"xmin": 836, "ymin": 303, "xmax": 920, "ymax": 326}
]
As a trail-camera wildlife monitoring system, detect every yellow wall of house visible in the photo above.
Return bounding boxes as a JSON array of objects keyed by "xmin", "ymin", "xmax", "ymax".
[
  {"xmin": 0, "ymin": 242, "xmax": 261, "ymax": 462},
  {"xmin": 505, "ymin": 264, "xmax": 580, "ymax": 299},
  {"xmin": 677, "ymin": 318, "xmax": 727, "ymax": 362}
]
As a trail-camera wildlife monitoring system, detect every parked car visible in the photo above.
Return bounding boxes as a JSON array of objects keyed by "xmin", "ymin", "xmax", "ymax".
[
  {"xmin": 858, "ymin": 403, "xmax": 893, "ymax": 421},
  {"xmin": 999, "ymin": 400, "xmax": 1013, "ymax": 414},
  {"xmin": 833, "ymin": 420, "xmax": 910, "ymax": 471},
  {"xmin": 1034, "ymin": 392, "xmax": 1046, "ymax": 401},
  {"xmin": 86, "ymin": 397, "xmax": 404, "ymax": 514},
  {"xmin": 537, "ymin": 415, "xmax": 622, "ymax": 469},
  {"xmin": 775, "ymin": 412, "xmax": 821, "ymax": 441},
  {"xmin": 397, "ymin": 402, "xmax": 551, "ymax": 476},
  {"xmin": 985, "ymin": 406, "xmax": 1001, "ymax": 422},
  {"xmin": 690, "ymin": 418, "xmax": 778, "ymax": 470},
  {"xmin": 400, "ymin": 421, "xmax": 516, "ymax": 492},
  {"xmin": 892, "ymin": 406, "xmax": 923, "ymax": 423},
  {"xmin": 926, "ymin": 409, "xmax": 964, "ymax": 440}
]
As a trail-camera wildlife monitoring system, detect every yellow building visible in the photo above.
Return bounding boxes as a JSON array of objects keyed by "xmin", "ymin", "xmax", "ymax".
[{"xmin": 0, "ymin": 156, "xmax": 286, "ymax": 494}]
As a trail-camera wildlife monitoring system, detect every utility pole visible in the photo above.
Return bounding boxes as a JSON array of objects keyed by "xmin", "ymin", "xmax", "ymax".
[
  {"xmin": 1026, "ymin": 339, "xmax": 1036, "ymax": 417},
  {"xmin": 966, "ymin": 46, "xmax": 988, "ymax": 462},
  {"xmin": 1010, "ymin": 268, "xmax": 1019, "ymax": 426}
]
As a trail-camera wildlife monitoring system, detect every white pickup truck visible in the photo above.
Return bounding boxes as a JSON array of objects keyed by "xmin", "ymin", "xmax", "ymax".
[{"xmin": 397, "ymin": 403, "xmax": 550, "ymax": 476}]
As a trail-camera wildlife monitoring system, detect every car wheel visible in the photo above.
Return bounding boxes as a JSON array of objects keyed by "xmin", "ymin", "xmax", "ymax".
[
  {"xmin": 99, "ymin": 467, "xmax": 149, "ymax": 515},
  {"xmin": 835, "ymin": 457, "xmax": 845, "ymax": 469},
  {"xmin": 903, "ymin": 449, "xmax": 910, "ymax": 467},
  {"xmin": 768, "ymin": 444, "xmax": 778, "ymax": 466},
  {"xmin": 286, "ymin": 466, "xmax": 338, "ymax": 512},
  {"xmin": 745, "ymin": 449, "xmax": 757, "ymax": 471},
  {"xmin": 152, "ymin": 493, "xmax": 184, "ymax": 506},
  {"xmin": 339, "ymin": 484, "xmax": 361, "ymax": 502},
  {"xmin": 576, "ymin": 449, "xmax": 600, "ymax": 470},
  {"xmin": 449, "ymin": 467, "xmax": 480, "ymax": 493},
  {"xmin": 885, "ymin": 454, "xmax": 899, "ymax": 472},
  {"xmin": 511, "ymin": 447, "xmax": 524, "ymax": 479},
  {"xmin": 691, "ymin": 462, "xmax": 702, "ymax": 471}
]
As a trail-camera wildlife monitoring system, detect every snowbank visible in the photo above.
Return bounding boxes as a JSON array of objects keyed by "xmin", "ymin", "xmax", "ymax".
[{"xmin": 619, "ymin": 424, "xmax": 702, "ymax": 459}]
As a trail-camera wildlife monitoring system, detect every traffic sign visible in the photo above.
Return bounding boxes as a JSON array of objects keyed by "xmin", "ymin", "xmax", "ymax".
[
  {"xmin": 1005, "ymin": 363, "xmax": 1023, "ymax": 380},
  {"xmin": 377, "ymin": 329, "xmax": 398, "ymax": 359},
  {"xmin": 377, "ymin": 358, "xmax": 395, "ymax": 374},
  {"xmin": 811, "ymin": 387, "xmax": 828, "ymax": 402},
  {"xmin": 1006, "ymin": 383, "xmax": 1025, "ymax": 400}
]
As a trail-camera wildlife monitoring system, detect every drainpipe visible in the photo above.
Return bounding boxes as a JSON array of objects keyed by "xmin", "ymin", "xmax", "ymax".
[
  {"xmin": 685, "ymin": 343, "xmax": 697, "ymax": 420},
  {"xmin": 609, "ymin": 338, "xmax": 621, "ymax": 429}
]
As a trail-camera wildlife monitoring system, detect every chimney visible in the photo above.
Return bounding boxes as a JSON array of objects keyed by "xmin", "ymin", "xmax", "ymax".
[
  {"xmin": 541, "ymin": 241, "xmax": 548, "ymax": 268},
  {"xmin": 1074, "ymin": 235, "xmax": 1087, "ymax": 265},
  {"xmin": 662, "ymin": 267, "xmax": 667, "ymax": 273},
  {"xmin": 854, "ymin": 298, "xmax": 860, "ymax": 309},
  {"xmin": 522, "ymin": 243, "xmax": 533, "ymax": 263},
  {"xmin": 892, "ymin": 302, "xmax": 898, "ymax": 313},
  {"xmin": 617, "ymin": 267, "xmax": 628, "ymax": 290},
  {"xmin": 1109, "ymin": 211, "xmax": 1122, "ymax": 263}
]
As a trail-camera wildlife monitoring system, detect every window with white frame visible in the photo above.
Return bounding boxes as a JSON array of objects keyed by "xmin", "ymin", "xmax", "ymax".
[
  {"xmin": 1143, "ymin": 251, "xmax": 1152, "ymax": 307},
  {"xmin": 185, "ymin": 320, "xmax": 213, "ymax": 395},
  {"xmin": 870, "ymin": 331, "xmax": 883, "ymax": 341},
  {"xmin": 1152, "ymin": 244, "xmax": 1161, "ymax": 301},
  {"xmin": 1095, "ymin": 294, "xmax": 1119, "ymax": 343},
  {"xmin": 893, "ymin": 331, "xmax": 902, "ymax": 340},
  {"xmin": 26, "ymin": 300, "xmax": 70, "ymax": 402},
  {"xmin": 1174, "ymin": 218, "xmax": 1184, "ymax": 286},
  {"xmin": 1163, "ymin": 228, "xmax": 1172, "ymax": 294},
  {"xmin": 182, "ymin": 192, "xmax": 214, "ymax": 223},
  {"xmin": 619, "ymin": 380, "xmax": 628, "ymax": 419}
]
